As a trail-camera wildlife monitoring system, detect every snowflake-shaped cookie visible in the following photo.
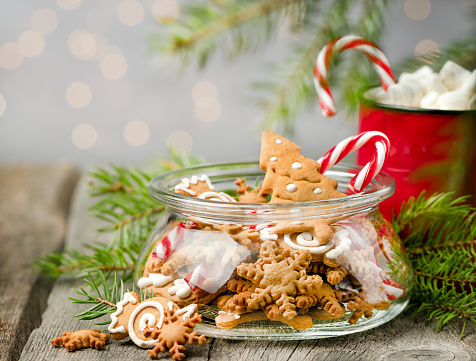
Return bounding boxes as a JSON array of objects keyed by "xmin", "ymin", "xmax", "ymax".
[
  {"xmin": 143, "ymin": 307, "xmax": 206, "ymax": 360},
  {"xmin": 237, "ymin": 240, "xmax": 321, "ymax": 319}
]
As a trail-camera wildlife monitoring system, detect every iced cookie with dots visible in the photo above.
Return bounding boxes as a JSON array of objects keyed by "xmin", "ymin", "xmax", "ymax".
[
  {"xmin": 259, "ymin": 129, "xmax": 346, "ymax": 202},
  {"xmin": 174, "ymin": 174, "xmax": 236, "ymax": 202}
]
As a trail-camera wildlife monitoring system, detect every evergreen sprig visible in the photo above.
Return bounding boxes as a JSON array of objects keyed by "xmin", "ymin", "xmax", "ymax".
[
  {"xmin": 394, "ymin": 192, "xmax": 476, "ymax": 338},
  {"xmin": 70, "ymin": 272, "xmax": 124, "ymax": 325},
  {"xmin": 153, "ymin": 0, "xmax": 393, "ymax": 134},
  {"xmin": 34, "ymin": 149, "xmax": 204, "ymax": 281}
]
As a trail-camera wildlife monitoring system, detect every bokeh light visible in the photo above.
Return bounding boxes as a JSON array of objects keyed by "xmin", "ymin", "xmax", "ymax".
[
  {"xmin": 195, "ymin": 102, "xmax": 221, "ymax": 122},
  {"xmin": 18, "ymin": 31, "xmax": 45, "ymax": 57},
  {"xmin": 68, "ymin": 29, "xmax": 98, "ymax": 61},
  {"xmin": 404, "ymin": 0, "xmax": 431, "ymax": 21},
  {"xmin": 0, "ymin": 43, "xmax": 24, "ymax": 70},
  {"xmin": 66, "ymin": 82, "xmax": 92, "ymax": 109},
  {"xmin": 0, "ymin": 95, "xmax": 6, "ymax": 117},
  {"xmin": 118, "ymin": 0, "xmax": 145, "ymax": 27},
  {"xmin": 414, "ymin": 39, "xmax": 440, "ymax": 60},
  {"xmin": 97, "ymin": 45, "xmax": 123, "ymax": 60},
  {"xmin": 32, "ymin": 9, "xmax": 58, "ymax": 35},
  {"xmin": 153, "ymin": 0, "xmax": 180, "ymax": 24},
  {"xmin": 57, "ymin": 0, "xmax": 82, "ymax": 11},
  {"xmin": 100, "ymin": 53, "xmax": 128, "ymax": 80},
  {"xmin": 87, "ymin": 8, "xmax": 112, "ymax": 33},
  {"xmin": 71, "ymin": 123, "xmax": 97, "ymax": 149},
  {"xmin": 192, "ymin": 81, "xmax": 218, "ymax": 103},
  {"xmin": 167, "ymin": 130, "xmax": 193, "ymax": 152},
  {"xmin": 124, "ymin": 120, "xmax": 150, "ymax": 146}
]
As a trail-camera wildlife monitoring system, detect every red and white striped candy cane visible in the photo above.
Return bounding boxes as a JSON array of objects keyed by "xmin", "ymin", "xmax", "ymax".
[
  {"xmin": 314, "ymin": 34, "xmax": 396, "ymax": 117},
  {"xmin": 317, "ymin": 131, "xmax": 390, "ymax": 193}
]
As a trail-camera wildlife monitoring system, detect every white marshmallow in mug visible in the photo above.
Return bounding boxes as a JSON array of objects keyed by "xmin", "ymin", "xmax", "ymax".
[
  {"xmin": 439, "ymin": 61, "xmax": 472, "ymax": 91},
  {"xmin": 438, "ymin": 87, "xmax": 473, "ymax": 111},
  {"xmin": 364, "ymin": 87, "xmax": 386, "ymax": 103},
  {"xmin": 420, "ymin": 91, "xmax": 440, "ymax": 110},
  {"xmin": 384, "ymin": 82, "xmax": 423, "ymax": 108},
  {"xmin": 399, "ymin": 65, "xmax": 433, "ymax": 84},
  {"xmin": 469, "ymin": 94, "xmax": 476, "ymax": 110},
  {"xmin": 461, "ymin": 70, "xmax": 476, "ymax": 93}
]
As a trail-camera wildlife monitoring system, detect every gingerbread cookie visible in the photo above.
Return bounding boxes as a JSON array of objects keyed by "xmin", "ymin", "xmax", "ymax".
[
  {"xmin": 235, "ymin": 178, "xmax": 267, "ymax": 203},
  {"xmin": 51, "ymin": 329, "xmax": 110, "ymax": 351},
  {"xmin": 146, "ymin": 278, "xmax": 228, "ymax": 307},
  {"xmin": 258, "ymin": 129, "xmax": 346, "ymax": 202},
  {"xmin": 236, "ymin": 240, "xmax": 321, "ymax": 320},
  {"xmin": 215, "ymin": 309, "xmax": 313, "ymax": 330},
  {"xmin": 174, "ymin": 174, "xmax": 236, "ymax": 202},
  {"xmin": 143, "ymin": 307, "xmax": 206, "ymax": 360}
]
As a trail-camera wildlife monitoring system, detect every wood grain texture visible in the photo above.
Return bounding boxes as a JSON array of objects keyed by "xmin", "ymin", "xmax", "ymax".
[
  {"xmin": 19, "ymin": 174, "xmax": 476, "ymax": 361},
  {"xmin": 0, "ymin": 164, "xmax": 79, "ymax": 361}
]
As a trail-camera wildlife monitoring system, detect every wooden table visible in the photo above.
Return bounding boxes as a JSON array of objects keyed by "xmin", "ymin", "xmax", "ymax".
[{"xmin": 1, "ymin": 165, "xmax": 476, "ymax": 361}]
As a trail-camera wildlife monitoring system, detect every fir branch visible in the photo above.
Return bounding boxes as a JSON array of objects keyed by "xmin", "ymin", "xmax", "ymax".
[
  {"xmin": 255, "ymin": 0, "xmax": 355, "ymax": 134},
  {"xmin": 70, "ymin": 272, "xmax": 125, "ymax": 324},
  {"xmin": 34, "ymin": 149, "xmax": 203, "ymax": 281},
  {"xmin": 394, "ymin": 191, "xmax": 476, "ymax": 338},
  {"xmin": 392, "ymin": 191, "xmax": 472, "ymax": 235},
  {"xmin": 154, "ymin": 0, "xmax": 304, "ymax": 67}
]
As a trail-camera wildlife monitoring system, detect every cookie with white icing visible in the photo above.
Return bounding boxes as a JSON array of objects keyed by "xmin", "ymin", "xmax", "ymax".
[
  {"xmin": 259, "ymin": 129, "xmax": 345, "ymax": 202},
  {"xmin": 108, "ymin": 291, "xmax": 182, "ymax": 347},
  {"xmin": 145, "ymin": 278, "xmax": 228, "ymax": 308},
  {"xmin": 174, "ymin": 174, "xmax": 236, "ymax": 202}
]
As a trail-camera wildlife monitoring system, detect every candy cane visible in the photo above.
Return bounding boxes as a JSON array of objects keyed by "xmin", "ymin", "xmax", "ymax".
[
  {"xmin": 317, "ymin": 131, "xmax": 390, "ymax": 193},
  {"xmin": 314, "ymin": 34, "xmax": 396, "ymax": 117}
]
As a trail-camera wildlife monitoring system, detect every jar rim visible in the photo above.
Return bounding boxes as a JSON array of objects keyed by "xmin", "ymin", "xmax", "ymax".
[{"xmin": 148, "ymin": 161, "xmax": 395, "ymax": 222}]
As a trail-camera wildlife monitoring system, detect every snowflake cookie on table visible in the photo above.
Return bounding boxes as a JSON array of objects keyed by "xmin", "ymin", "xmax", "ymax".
[
  {"xmin": 108, "ymin": 291, "xmax": 206, "ymax": 360},
  {"xmin": 51, "ymin": 329, "xmax": 110, "ymax": 351}
]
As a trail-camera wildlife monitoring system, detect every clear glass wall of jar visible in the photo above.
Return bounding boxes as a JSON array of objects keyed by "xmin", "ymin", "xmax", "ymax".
[{"xmin": 135, "ymin": 162, "xmax": 414, "ymax": 340}]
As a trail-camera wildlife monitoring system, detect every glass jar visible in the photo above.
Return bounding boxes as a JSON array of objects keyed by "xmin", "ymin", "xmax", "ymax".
[{"xmin": 135, "ymin": 161, "xmax": 414, "ymax": 340}]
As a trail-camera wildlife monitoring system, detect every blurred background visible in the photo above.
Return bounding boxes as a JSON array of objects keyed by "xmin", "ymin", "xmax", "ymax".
[{"xmin": 0, "ymin": 0, "xmax": 475, "ymax": 169}]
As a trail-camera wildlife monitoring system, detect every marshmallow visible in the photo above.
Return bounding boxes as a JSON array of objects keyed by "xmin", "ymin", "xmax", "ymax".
[
  {"xmin": 385, "ymin": 82, "xmax": 423, "ymax": 108},
  {"xmin": 469, "ymin": 94, "xmax": 476, "ymax": 110},
  {"xmin": 461, "ymin": 70, "xmax": 476, "ymax": 93},
  {"xmin": 364, "ymin": 87, "xmax": 386, "ymax": 103},
  {"xmin": 438, "ymin": 88, "xmax": 473, "ymax": 110},
  {"xmin": 399, "ymin": 65, "xmax": 434, "ymax": 85},
  {"xmin": 439, "ymin": 61, "xmax": 472, "ymax": 91},
  {"xmin": 420, "ymin": 91, "xmax": 440, "ymax": 110},
  {"xmin": 418, "ymin": 73, "xmax": 447, "ymax": 95}
]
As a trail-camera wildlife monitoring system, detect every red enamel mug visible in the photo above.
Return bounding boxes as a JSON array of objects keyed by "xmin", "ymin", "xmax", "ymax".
[{"xmin": 358, "ymin": 87, "xmax": 476, "ymax": 219}]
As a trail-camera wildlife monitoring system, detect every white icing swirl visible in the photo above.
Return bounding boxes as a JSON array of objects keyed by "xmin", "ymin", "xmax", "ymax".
[
  {"xmin": 174, "ymin": 175, "xmax": 214, "ymax": 196},
  {"xmin": 139, "ymin": 313, "xmax": 157, "ymax": 333},
  {"xmin": 283, "ymin": 232, "xmax": 335, "ymax": 254},
  {"xmin": 128, "ymin": 301, "xmax": 165, "ymax": 348}
]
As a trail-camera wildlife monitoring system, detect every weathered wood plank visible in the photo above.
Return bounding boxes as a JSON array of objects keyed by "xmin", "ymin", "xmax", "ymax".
[
  {"xmin": 19, "ymin": 173, "xmax": 476, "ymax": 361},
  {"xmin": 0, "ymin": 164, "xmax": 79, "ymax": 361}
]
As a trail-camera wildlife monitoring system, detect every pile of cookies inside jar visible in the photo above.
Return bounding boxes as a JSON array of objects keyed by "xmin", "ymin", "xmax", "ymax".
[{"xmin": 136, "ymin": 130, "xmax": 409, "ymax": 332}]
